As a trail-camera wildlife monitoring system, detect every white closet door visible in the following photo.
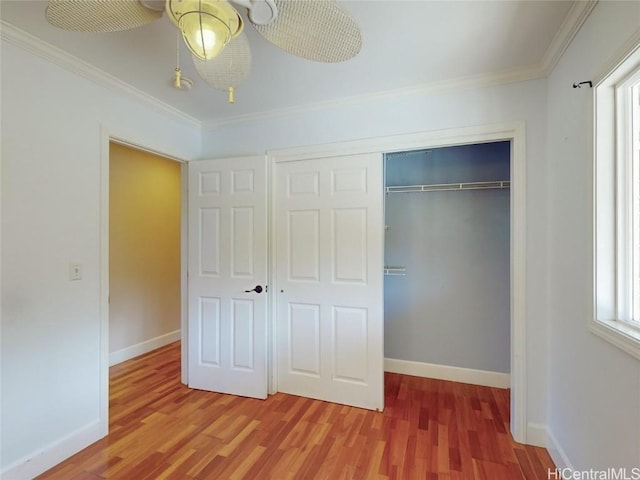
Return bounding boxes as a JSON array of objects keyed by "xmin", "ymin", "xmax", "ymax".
[
  {"xmin": 188, "ymin": 156, "xmax": 268, "ymax": 399},
  {"xmin": 275, "ymin": 153, "xmax": 384, "ymax": 410}
]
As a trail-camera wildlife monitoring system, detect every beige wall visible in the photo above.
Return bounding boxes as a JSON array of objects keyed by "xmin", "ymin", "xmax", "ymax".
[{"xmin": 109, "ymin": 142, "xmax": 181, "ymax": 354}]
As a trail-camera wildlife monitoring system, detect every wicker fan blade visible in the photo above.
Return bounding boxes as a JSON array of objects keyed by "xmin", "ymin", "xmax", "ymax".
[
  {"xmin": 45, "ymin": 0, "xmax": 162, "ymax": 33},
  {"xmin": 251, "ymin": 0, "xmax": 361, "ymax": 63},
  {"xmin": 193, "ymin": 32, "xmax": 252, "ymax": 102}
]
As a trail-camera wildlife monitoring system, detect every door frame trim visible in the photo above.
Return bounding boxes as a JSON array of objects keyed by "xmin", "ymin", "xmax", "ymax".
[
  {"xmin": 99, "ymin": 126, "xmax": 189, "ymax": 437},
  {"xmin": 267, "ymin": 121, "xmax": 527, "ymax": 443}
]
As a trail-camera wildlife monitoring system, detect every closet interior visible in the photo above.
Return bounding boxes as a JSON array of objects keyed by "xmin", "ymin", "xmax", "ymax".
[{"xmin": 384, "ymin": 141, "xmax": 511, "ymax": 378}]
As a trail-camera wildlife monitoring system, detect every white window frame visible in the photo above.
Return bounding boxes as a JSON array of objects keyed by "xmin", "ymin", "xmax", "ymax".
[
  {"xmin": 632, "ymin": 82, "xmax": 640, "ymax": 323},
  {"xmin": 592, "ymin": 34, "xmax": 640, "ymax": 359}
]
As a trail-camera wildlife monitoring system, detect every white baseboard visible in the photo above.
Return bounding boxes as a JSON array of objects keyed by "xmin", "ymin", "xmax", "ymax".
[
  {"xmin": 1, "ymin": 420, "xmax": 103, "ymax": 480},
  {"xmin": 546, "ymin": 427, "xmax": 574, "ymax": 471},
  {"xmin": 523, "ymin": 424, "xmax": 574, "ymax": 469},
  {"xmin": 526, "ymin": 422, "xmax": 548, "ymax": 448},
  {"xmin": 109, "ymin": 329, "xmax": 181, "ymax": 366},
  {"xmin": 384, "ymin": 357, "xmax": 510, "ymax": 389}
]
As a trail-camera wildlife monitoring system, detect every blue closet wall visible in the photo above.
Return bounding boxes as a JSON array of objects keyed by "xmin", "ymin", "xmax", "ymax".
[{"xmin": 384, "ymin": 141, "xmax": 511, "ymax": 373}]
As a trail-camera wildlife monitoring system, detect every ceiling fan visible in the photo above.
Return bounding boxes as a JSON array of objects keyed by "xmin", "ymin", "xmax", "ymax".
[{"xmin": 44, "ymin": 0, "xmax": 362, "ymax": 103}]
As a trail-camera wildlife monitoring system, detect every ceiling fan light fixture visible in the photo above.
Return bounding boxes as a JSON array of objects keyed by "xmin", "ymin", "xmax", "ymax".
[
  {"xmin": 167, "ymin": 0, "xmax": 243, "ymax": 60},
  {"xmin": 180, "ymin": 11, "xmax": 231, "ymax": 59}
]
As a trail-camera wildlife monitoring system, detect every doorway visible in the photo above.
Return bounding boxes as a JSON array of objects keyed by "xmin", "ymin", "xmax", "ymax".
[
  {"xmin": 383, "ymin": 141, "xmax": 511, "ymax": 384},
  {"xmin": 100, "ymin": 134, "xmax": 188, "ymax": 435},
  {"xmin": 108, "ymin": 142, "xmax": 183, "ymax": 366}
]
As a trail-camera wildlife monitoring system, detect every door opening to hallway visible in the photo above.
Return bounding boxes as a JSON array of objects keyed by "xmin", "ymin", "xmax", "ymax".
[{"xmin": 109, "ymin": 141, "xmax": 183, "ymax": 373}]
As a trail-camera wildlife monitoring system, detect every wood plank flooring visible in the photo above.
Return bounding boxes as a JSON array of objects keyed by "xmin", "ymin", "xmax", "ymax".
[{"xmin": 37, "ymin": 342, "xmax": 555, "ymax": 479}]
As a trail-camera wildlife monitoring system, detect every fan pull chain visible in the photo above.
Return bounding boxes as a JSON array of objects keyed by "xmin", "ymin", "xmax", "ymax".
[
  {"xmin": 174, "ymin": 30, "xmax": 182, "ymax": 89},
  {"xmin": 228, "ymin": 86, "xmax": 235, "ymax": 103}
]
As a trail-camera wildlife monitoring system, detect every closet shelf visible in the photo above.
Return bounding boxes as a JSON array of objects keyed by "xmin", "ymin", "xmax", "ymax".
[
  {"xmin": 385, "ymin": 180, "xmax": 510, "ymax": 194},
  {"xmin": 384, "ymin": 266, "xmax": 406, "ymax": 276}
]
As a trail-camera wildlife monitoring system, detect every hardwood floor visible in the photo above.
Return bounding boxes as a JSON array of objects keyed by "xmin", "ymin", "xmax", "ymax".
[{"xmin": 37, "ymin": 342, "xmax": 555, "ymax": 479}]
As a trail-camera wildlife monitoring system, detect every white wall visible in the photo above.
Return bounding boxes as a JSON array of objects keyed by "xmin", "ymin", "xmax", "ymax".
[
  {"xmin": 203, "ymin": 78, "xmax": 550, "ymax": 438},
  {"xmin": 0, "ymin": 40, "xmax": 200, "ymax": 476},
  {"xmin": 546, "ymin": 1, "xmax": 640, "ymax": 469}
]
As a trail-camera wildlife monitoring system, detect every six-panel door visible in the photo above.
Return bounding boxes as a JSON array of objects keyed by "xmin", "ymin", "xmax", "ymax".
[
  {"xmin": 188, "ymin": 156, "xmax": 268, "ymax": 399},
  {"xmin": 275, "ymin": 153, "xmax": 384, "ymax": 411}
]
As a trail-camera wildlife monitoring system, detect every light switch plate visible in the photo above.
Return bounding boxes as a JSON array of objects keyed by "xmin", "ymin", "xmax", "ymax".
[{"xmin": 69, "ymin": 262, "xmax": 82, "ymax": 281}]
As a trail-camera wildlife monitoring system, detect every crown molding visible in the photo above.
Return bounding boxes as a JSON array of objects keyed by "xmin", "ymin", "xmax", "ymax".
[
  {"xmin": 203, "ymin": 63, "xmax": 546, "ymax": 130},
  {"xmin": 541, "ymin": 0, "xmax": 598, "ymax": 75},
  {"xmin": 0, "ymin": 20, "xmax": 201, "ymax": 128}
]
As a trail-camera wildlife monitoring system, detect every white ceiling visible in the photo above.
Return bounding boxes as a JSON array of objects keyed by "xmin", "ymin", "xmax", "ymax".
[{"xmin": 0, "ymin": 0, "xmax": 580, "ymax": 126}]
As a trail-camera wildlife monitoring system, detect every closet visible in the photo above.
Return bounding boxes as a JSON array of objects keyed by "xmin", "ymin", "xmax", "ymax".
[{"xmin": 384, "ymin": 141, "xmax": 511, "ymax": 377}]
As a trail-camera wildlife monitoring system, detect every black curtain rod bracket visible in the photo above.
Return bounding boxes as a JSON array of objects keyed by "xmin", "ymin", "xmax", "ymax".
[{"xmin": 573, "ymin": 81, "xmax": 593, "ymax": 89}]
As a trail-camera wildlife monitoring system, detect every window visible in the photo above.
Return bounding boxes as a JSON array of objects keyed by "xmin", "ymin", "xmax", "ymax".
[{"xmin": 593, "ymin": 36, "xmax": 640, "ymax": 359}]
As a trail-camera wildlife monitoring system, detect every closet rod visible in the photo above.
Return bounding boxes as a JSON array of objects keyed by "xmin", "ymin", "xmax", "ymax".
[{"xmin": 386, "ymin": 180, "xmax": 510, "ymax": 194}]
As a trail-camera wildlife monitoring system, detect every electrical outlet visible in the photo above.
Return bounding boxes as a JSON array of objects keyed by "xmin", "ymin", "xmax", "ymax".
[{"xmin": 69, "ymin": 262, "xmax": 82, "ymax": 281}]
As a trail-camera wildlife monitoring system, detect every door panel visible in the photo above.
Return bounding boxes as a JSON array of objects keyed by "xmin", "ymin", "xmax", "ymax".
[
  {"xmin": 275, "ymin": 153, "xmax": 384, "ymax": 411},
  {"xmin": 333, "ymin": 306, "xmax": 368, "ymax": 383},
  {"xmin": 231, "ymin": 207, "xmax": 254, "ymax": 276},
  {"xmin": 289, "ymin": 210, "xmax": 320, "ymax": 281},
  {"xmin": 333, "ymin": 208, "xmax": 368, "ymax": 283},
  {"xmin": 200, "ymin": 297, "xmax": 221, "ymax": 365},
  {"xmin": 231, "ymin": 299, "xmax": 254, "ymax": 370},
  {"xmin": 289, "ymin": 302, "xmax": 321, "ymax": 376},
  {"xmin": 188, "ymin": 156, "xmax": 267, "ymax": 399},
  {"xmin": 200, "ymin": 208, "xmax": 221, "ymax": 275}
]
